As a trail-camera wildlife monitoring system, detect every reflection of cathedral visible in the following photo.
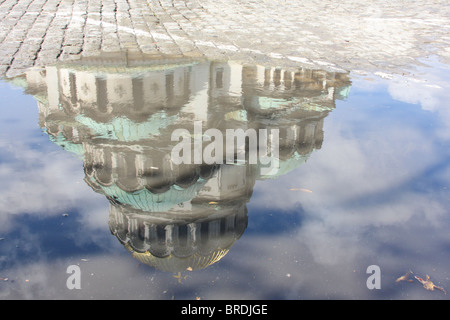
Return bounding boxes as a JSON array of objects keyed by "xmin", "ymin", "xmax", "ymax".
[
  {"xmin": 14, "ymin": 54, "xmax": 351, "ymax": 272},
  {"xmin": 109, "ymin": 187, "xmax": 249, "ymax": 272}
]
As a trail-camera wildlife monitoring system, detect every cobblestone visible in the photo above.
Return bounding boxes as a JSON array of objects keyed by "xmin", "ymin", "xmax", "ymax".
[{"xmin": 0, "ymin": 0, "xmax": 449, "ymax": 77}]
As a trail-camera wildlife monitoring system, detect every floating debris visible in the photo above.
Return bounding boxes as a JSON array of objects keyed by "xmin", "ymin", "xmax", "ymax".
[
  {"xmin": 395, "ymin": 270, "xmax": 446, "ymax": 295},
  {"xmin": 415, "ymin": 275, "xmax": 447, "ymax": 295},
  {"xmin": 0, "ymin": 277, "xmax": 8, "ymax": 281},
  {"xmin": 289, "ymin": 188, "xmax": 313, "ymax": 193},
  {"xmin": 395, "ymin": 270, "xmax": 414, "ymax": 283},
  {"xmin": 62, "ymin": 213, "xmax": 69, "ymax": 217},
  {"xmin": 173, "ymin": 272, "xmax": 187, "ymax": 283}
]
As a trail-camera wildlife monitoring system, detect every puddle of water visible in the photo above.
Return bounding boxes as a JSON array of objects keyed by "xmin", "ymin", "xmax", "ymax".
[{"xmin": 0, "ymin": 54, "xmax": 449, "ymax": 300}]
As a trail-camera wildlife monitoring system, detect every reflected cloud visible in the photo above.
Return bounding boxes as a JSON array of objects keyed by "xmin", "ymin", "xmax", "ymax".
[
  {"xmin": 0, "ymin": 139, "xmax": 101, "ymax": 225},
  {"xmin": 387, "ymin": 69, "xmax": 450, "ymax": 140},
  {"xmin": 11, "ymin": 53, "xmax": 351, "ymax": 271},
  {"xmin": 247, "ymin": 66, "xmax": 450, "ymax": 282},
  {"xmin": 364, "ymin": 58, "xmax": 450, "ymax": 140}
]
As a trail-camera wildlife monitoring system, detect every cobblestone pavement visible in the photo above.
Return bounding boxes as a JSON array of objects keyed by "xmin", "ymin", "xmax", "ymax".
[{"xmin": 0, "ymin": 0, "xmax": 449, "ymax": 77}]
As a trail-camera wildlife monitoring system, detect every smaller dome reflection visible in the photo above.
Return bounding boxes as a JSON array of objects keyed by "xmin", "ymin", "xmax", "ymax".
[{"xmin": 109, "ymin": 200, "xmax": 248, "ymax": 272}]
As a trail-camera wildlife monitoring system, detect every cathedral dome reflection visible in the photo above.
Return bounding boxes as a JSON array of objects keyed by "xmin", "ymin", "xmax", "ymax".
[{"xmin": 14, "ymin": 53, "xmax": 351, "ymax": 271}]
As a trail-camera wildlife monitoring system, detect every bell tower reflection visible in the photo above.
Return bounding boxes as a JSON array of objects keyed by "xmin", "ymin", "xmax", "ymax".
[{"xmin": 20, "ymin": 53, "xmax": 351, "ymax": 272}]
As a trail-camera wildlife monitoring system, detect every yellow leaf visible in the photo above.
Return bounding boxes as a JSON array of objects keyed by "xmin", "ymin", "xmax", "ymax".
[{"xmin": 289, "ymin": 188, "xmax": 313, "ymax": 193}]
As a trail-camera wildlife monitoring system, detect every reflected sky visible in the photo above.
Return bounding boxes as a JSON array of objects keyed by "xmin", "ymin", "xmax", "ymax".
[{"xmin": 0, "ymin": 54, "xmax": 449, "ymax": 299}]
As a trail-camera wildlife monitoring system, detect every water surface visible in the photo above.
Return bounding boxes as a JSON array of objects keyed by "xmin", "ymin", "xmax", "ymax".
[{"xmin": 0, "ymin": 55, "xmax": 449, "ymax": 299}]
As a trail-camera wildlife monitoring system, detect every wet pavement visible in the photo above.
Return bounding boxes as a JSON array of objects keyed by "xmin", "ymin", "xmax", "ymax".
[{"xmin": 0, "ymin": 0, "xmax": 449, "ymax": 77}]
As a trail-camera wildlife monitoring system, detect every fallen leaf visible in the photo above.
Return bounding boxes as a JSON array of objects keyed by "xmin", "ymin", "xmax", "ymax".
[
  {"xmin": 395, "ymin": 270, "xmax": 414, "ymax": 283},
  {"xmin": 415, "ymin": 275, "xmax": 447, "ymax": 295}
]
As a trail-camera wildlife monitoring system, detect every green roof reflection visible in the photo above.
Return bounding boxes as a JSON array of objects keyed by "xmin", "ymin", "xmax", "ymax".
[
  {"xmin": 86, "ymin": 175, "xmax": 208, "ymax": 212},
  {"xmin": 75, "ymin": 112, "xmax": 178, "ymax": 142}
]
